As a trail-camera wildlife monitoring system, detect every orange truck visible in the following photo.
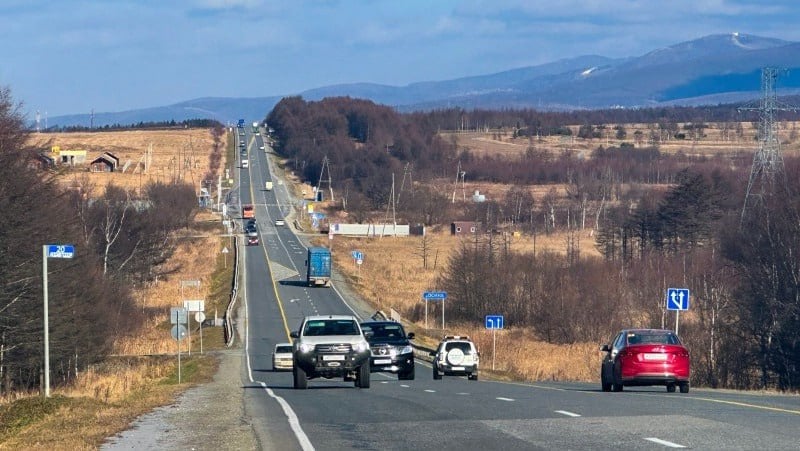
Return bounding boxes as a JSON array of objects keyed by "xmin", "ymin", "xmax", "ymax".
[{"xmin": 243, "ymin": 204, "xmax": 255, "ymax": 219}]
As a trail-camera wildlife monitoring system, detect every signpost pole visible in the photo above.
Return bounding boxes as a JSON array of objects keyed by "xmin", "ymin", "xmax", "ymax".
[
  {"xmin": 492, "ymin": 328, "xmax": 497, "ymax": 370},
  {"xmin": 425, "ymin": 301, "xmax": 428, "ymax": 329},
  {"xmin": 442, "ymin": 298, "xmax": 445, "ymax": 330},
  {"xmin": 177, "ymin": 327, "xmax": 182, "ymax": 384},
  {"xmin": 42, "ymin": 246, "xmax": 50, "ymax": 398},
  {"xmin": 675, "ymin": 310, "xmax": 680, "ymax": 335}
]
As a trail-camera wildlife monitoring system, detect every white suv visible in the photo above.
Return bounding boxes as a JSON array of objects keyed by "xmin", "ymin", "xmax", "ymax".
[{"xmin": 430, "ymin": 335, "xmax": 479, "ymax": 381}]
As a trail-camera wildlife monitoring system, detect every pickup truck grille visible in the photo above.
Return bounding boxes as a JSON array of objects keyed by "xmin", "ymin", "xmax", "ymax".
[{"xmin": 315, "ymin": 344, "xmax": 352, "ymax": 353}]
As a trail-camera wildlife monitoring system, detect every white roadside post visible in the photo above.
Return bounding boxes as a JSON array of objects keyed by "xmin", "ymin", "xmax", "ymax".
[{"xmin": 42, "ymin": 244, "xmax": 75, "ymax": 398}]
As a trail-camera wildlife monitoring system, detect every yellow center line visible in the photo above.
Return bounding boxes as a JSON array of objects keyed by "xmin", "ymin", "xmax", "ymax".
[{"xmin": 246, "ymin": 144, "xmax": 293, "ymax": 342}]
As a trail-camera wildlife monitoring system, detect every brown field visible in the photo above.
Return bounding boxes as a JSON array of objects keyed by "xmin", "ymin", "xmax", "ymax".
[
  {"xmin": 28, "ymin": 128, "xmax": 225, "ymax": 194},
  {"xmin": 442, "ymin": 120, "xmax": 800, "ymax": 159}
]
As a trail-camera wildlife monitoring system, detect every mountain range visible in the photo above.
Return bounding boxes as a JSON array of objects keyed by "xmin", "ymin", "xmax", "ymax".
[{"xmin": 48, "ymin": 33, "xmax": 800, "ymax": 128}]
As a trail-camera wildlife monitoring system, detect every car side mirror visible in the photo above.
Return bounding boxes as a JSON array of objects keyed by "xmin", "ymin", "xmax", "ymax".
[
  {"xmin": 429, "ymin": 351, "xmax": 436, "ymax": 357},
  {"xmin": 407, "ymin": 332, "xmax": 415, "ymax": 339},
  {"xmin": 304, "ymin": 260, "xmax": 308, "ymax": 267},
  {"xmin": 600, "ymin": 344, "xmax": 611, "ymax": 352},
  {"xmin": 364, "ymin": 331, "xmax": 374, "ymax": 338},
  {"xmin": 290, "ymin": 331, "xmax": 299, "ymax": 339}
]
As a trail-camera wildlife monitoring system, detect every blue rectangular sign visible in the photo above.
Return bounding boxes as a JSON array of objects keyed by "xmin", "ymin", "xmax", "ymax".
[
  {"xmin": 47, "ymin": 244, "xmax": 75, "ymax": 259},
  {"xmin": 485, "ymin": 315, "xmax": 504, "ymax": 329},
  {"xmin": 666, "ymin": 288, "xmax": 690, "ymax": 311},
  {"xmin": 423, "ymin": 291, "xmax": 447, "ymax": 301}
]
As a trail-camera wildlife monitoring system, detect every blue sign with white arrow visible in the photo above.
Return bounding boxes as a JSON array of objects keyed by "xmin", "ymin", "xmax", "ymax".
[
  {"xmin": 423, "ymin": 291, "xmax": 447, "ymax": 301},
  {"xmin": 666, "ymin": 288, "xmax": 690, "ymax": 311},
  {"xmin": 485, "ymin": 315, "xmax": 504, "ymax": 329}
]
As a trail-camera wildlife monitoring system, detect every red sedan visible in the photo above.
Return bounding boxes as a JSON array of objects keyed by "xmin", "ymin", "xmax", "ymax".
[{"xmin": 600, "ymin": 329, "xmax": 690, "ymax": 393}]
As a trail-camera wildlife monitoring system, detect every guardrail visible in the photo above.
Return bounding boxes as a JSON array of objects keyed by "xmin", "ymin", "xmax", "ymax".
[{"xmin": 224, "ymin": 234, "xmax": 239, "ymax": 347}]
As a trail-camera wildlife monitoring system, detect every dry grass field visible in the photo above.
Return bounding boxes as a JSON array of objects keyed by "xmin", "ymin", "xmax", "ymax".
[
  {"xmin": 29, "ymin": 128, "xmax": 222, "ymax": 194},
  {"xmin": 442, "ymin": 120, "xmax": 800, "ymax": 159}
]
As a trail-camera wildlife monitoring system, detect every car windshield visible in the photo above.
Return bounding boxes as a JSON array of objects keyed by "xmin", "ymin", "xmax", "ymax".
[
  {"xmin": 275, "ymin": 345, "xmax": 293, "ymax": 353},
  {"xmin": 303, "ymin": 319, "xmax": 359, "ymax": 336},
  {"xmin": 627, "ymin": 332, "xmax": 680, "ymax": 345},
  {"xmin": 363, "ymin": 323, "xmax": 404, "ymax": 339}
]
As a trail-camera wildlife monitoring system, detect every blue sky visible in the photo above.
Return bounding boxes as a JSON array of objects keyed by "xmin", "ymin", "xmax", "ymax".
[{"xmin": 2, "ymin": 0, "xmax": 800, "ymax": 118}]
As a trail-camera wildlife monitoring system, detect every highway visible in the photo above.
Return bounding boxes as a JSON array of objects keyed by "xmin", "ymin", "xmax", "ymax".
[{"xmin": 234, "ymin": 126, "xmax": 800, "ymax": 450}]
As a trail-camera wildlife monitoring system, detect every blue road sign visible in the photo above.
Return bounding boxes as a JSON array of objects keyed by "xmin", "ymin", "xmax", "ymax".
[
  {"xmin": 351, "ymin": 251, "xmax": 363, "ymax": 260},
  {"xmin": 47, "ymin": 244, "xmax": 75, "ymax": 259},
  {"xmin": 485, "ymin": 315, "xmax": 504, "ymax": 329},
  {"xmin": 666, "ymin": 288, "xmax": 690, "ymax": 311},
  {"xmin": 423, "ymin": 291, "xmax": 447, "ymax": 301}
]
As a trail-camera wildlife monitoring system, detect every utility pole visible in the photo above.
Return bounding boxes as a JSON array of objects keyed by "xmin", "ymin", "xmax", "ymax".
[
  {"xmin": 317, "ymin": 156, "xmax": 334, "ymax": 202},
  {"xmin": 740, "ymin": 67, "xmax": 799, "ymax": 221}
]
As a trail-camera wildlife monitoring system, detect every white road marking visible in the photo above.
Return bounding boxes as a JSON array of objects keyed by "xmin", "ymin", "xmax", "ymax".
[
  {"xmin": 457, "ymin": 392, "xmax": 469, "ymax": 395},
  {"xmin": 245, "ymin": 293, "xmax": 314, "ymax": 451},
  {"xmin": 424, "ymin": 389, "xmax": 436, "ymax": 393},
  {"xmin": 400, "ymin": 384, "xmax": 410, "ymax": 388},
  {"xmin": 496, "ymin": 397, "xmax": 515, "ymax": 402},
  {"xmin": 554, "ymin": 410, "xmax": 581, "ymax": 417},
  {"xmin": 644, "ymin": 438, "xmax": 686, "ymax": 448}
]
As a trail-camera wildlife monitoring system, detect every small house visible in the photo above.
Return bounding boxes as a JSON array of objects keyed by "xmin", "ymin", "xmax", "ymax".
[
  {"xmin": 89, "ymin": 154, "xmax": 116, "ymax": 172},
  {"xmin": 451, "ymin": 221, "xmax": 480, "ymax": 235}
]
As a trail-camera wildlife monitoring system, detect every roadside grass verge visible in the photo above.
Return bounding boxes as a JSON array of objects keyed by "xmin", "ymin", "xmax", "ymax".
[{"xmin": 0, "ymin": 354, "xmax": 218, "ymax": 449}]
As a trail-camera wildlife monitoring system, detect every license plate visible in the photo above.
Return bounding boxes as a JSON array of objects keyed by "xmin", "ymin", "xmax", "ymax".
[
  {"xmin": 643, "ymin": 353, "xmax": 667, "ymax": 361},
  {"xmin": 374, "ymin": 359, "xmax": 392, "ymax": 365},
  {"xmin": 322, "ymin": 355, "xmax": 345, "ymax": 361},
  {"xmin": 450, "ymin": 366, "xmax": 465, "ymax": 371},
  {"xmin": 326, "ymin": 362, "xmax": 341, "ymax": 367}
]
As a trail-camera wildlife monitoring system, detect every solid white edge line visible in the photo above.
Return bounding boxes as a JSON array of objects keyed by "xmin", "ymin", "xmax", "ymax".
[
  {"xmin": 496, "ymin": 397, "xmax": 515, "ymax": 402},
  {"xmin": 644, "ymin": 437, "xmax": 686, "ymax": 448},
  {"xmin": 554, "ymin": 410, "xmax": 581, "ymax": 417},
  {"xmin": 245, "ymin": 282, "xmax": 315, "ymax": 451}
]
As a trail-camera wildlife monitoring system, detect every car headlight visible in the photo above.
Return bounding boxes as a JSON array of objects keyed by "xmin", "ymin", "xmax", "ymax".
[
  {"xmin": 299, "ymin": 343, "xmax": 314, "ymax": 353},
  {"xmin": 398, "ymin": 345, "xmax": 413, "ymax": 355},
  {"xmin": 353, "ymin": 341, "xmax": 369, "ymax": 353}
]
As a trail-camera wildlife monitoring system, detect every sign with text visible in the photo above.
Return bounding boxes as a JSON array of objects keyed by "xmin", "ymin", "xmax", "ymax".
[
  {"xmin": 47, "ymin": 244, "xmax": 75, "ymax": 259},
  {"xmin": 423, "ymin": 291, "xmax": 447, "ymax": 301}
]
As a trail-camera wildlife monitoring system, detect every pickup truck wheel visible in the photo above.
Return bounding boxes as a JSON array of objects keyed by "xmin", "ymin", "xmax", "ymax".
[
  {"xmin": 679, "ymin": 382, "xmax": 690, "ymax": 393},
  {"xmin": 293, "ymin": 364, "xmax": 307, "ymax": 389},
  {"xmin": 357, "ymin": 364, "xmax": 370, "ymax": 388},
  {"xmin": 433, "ymin": 366, "xmax": 442, "ymax": 380},
  {"xmin": 398, "ymin": 366, "xmax": 415, "ymax": 380},
  {"xmin": 468, "ymin": 373, "xmax": 478, "ymax": 381}
]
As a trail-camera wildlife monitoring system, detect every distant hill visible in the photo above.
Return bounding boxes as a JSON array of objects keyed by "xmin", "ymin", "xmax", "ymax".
[{"xmin": 46, "ymin": 33, "xmax": 800, "ymax": 128}]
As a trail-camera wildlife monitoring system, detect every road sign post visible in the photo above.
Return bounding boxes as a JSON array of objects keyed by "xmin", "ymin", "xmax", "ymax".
[
  {"xmin": 485, "ymin": 315, "xmax": 504, "ymax": 370},
  {"xmin": 423, "ymin": 291, "xmax": 447, "ymax": 329},
  {"xmin": 170, "ymin": 308, "xmax": 188, "ymax": 383},
  {"xmin": 42, "ymin": 244, "xmax": 75, "ymax": 398},
  {"xmin": 666, "ymin": 288, "xmax": 690, "ymax": 335}
]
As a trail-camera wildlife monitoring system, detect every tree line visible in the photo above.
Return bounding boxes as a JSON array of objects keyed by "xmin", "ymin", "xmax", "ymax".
[{"xmin": 0, "ymin": 87, "xmax": 200, "ymax": 395}]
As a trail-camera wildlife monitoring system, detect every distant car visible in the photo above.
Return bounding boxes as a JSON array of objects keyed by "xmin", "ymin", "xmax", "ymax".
[
  {"xmin": 259, "ymin": 145, "xmax": 265, "ymax": 150},
  {"xmin": 247, "ymin": 235, "xmax": 259, "ymax": 246},
  {"xmin": 600, "ymin": 329, "xmax": 690, "ymax": 393},
  {"xmin": 275, "ymin": 218, "xmax": 285, "ymax": 226},
  {"xmin": 245, "ymin": 224, "xmax": 258, "ymax": 237},
  {"xmin": 272, "ymin": 343, "xmax": 294, "ymax": 371},
  {"xmin": 430, "ymin": 335, "xmax": 479, "ymax": 380},
  {"xmin": 360, "ymin": 321, "xmax": 415, "ymax": 380},
  {"xmin": 246, "ymin": 218, "xmax": 257, "ymax": 227}
]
